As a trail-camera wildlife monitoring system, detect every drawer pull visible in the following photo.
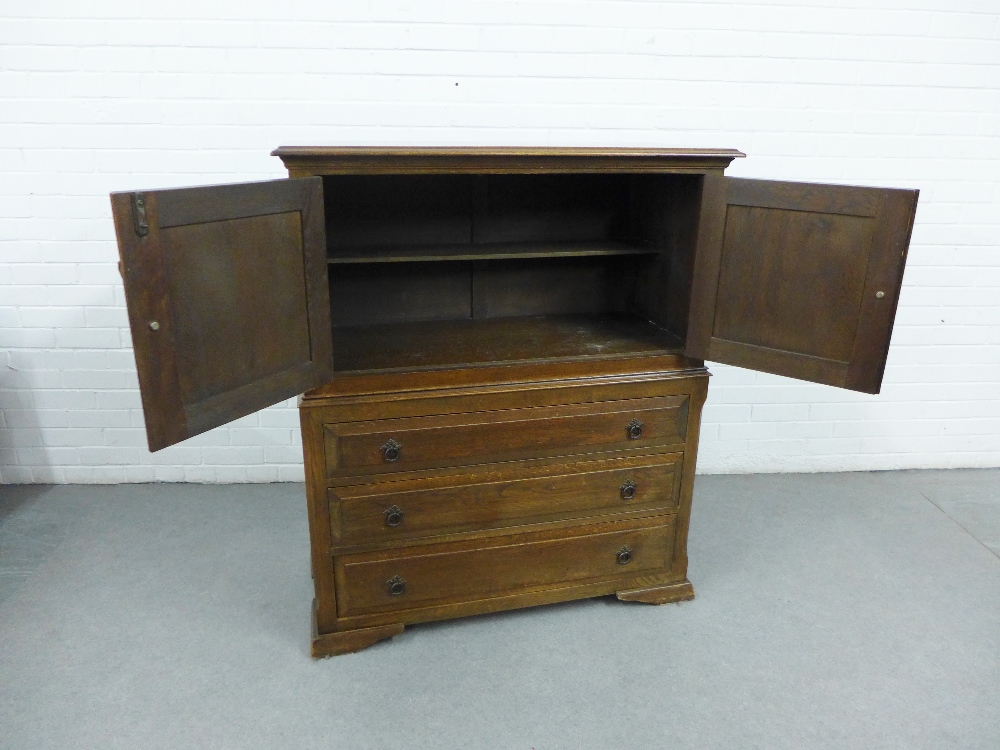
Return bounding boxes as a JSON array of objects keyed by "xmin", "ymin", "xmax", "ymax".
[
  {"xmin": 619, "ymin": 479, "xmax": 637, "ymax": 501},
  {"xmin": 626, "ymin": 418, "xmax": 644, "ymax": 440},
  {"xmin": 381, "ymin": 438, "xmax": 402, "ymax": 463},
  {"xmin": 386, "ymin": 575, "xmax": 407, "ymax": 596},
  {"xmin": 383, "ymin": 505, "xmax": 405, "ymax": 527},
  {"xmin": 616, "ymin": 545, "xmax": 633, "ymax": 565}
]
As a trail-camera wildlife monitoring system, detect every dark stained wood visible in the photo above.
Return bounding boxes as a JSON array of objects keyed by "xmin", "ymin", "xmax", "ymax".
[
  {"xmin": 683, "ymin": 170, "xmax": 728, "ymax": 360},
  {"xmin": 475, "ymin": 173, "xmax": 630, "ymax": 244},
  {"xmin": 302, "ymin": 359, "xmax": 707, "ymax": 651},
  {"xmin": 301, "ymin": 407, "xmax": 339, "ymax": 636},
  {"xmin": 664, "ymin": 372, "xmax": 708, "ymax": 582},
  {"xmin": 630, "ymin": 174, "xmax": 703, "ymax": 339},
  {"xmin": 332, "ymin": 313, "xmax": 682, "ymax": 373},
  {"xmin": 685, "ymin": 177, "xmax": 917, "ymax": 393},
  {"xmin": 108, "ymin": 146, "xmax": 917, "ymax": 656},
  {"xmin": 470, "ymin": 259, "xmax": 490, "ymax": 319},
  {"xmin": 312, "ymin": 370, "xmax": 701, "ymax": 452},
  {"xmin": 329, "ymin": 453, "xmax": 684, "ymax": 546},
  {"xmin": 312, "ymin": 623, "xmax": 404, "ymax": 657},
  {"xmin": 329, "ymin": 255, "xmax": 651, "ymax": 331},
  {"xmin": 168, "ymin": 213, "xmax": 313, "ymax": 404},
  {"xmin": 845, "ymin": 187, "xmax": 919, "ymax": 392},
  {"xmin": 328, "ymin": 240, "xmax": 655, "ymax": 264},
  {"xmin": 155, "ymin": 180, "xmax": 320, "ymax": 226},
  {"xmin": 334, "ymin": 515, "xmax": 674, "ymax": 617},
  {"xmin": 330, "ymin": 261, "xmax": 472, "ymax": 328},
  {"xmin": 337, "ymin": 569, "xmax": 687, "ymax": 632},
  {"xmin": 662, "ymin": 177, "xmax": 704, "ymax": 337},
  {"xmin": 325, "ymin": 174, "xmax": 472, "ymax": 250},
  {"xmin": 319, "ymin": 170, "xmax": 704, "ymax": 357},
  {"xmin": 616, "ymin": 579, "xmax": 694, "ymax": 604},
  {"xmin": 475, "ymin": 257, "xmax": 633, "ymax": 320},
  {"xmin": 715, "ymin": 204, "xmax": 873, "ymax": 361},
  {"xmin": 726, "ymin": 178, "xmax": 881, "ymax": 216},
  {"xmin": 273, "ymin": 146, "xmax": 745, "ymax": 176},
  {"xmin": 325, "ymin": 394, "xmax": 688, "ymax": 478},
  {"xmin": 311, "ymin": 600, "xmax": 404, "ymax": 657},
  {"xmin": 708, "ymin": 339, "xmax": 849, "ymax": 385},
  {"xmin": 307, "ymin": 353, "xmax": 706, "ymax": 401},
  {"xmin": 111, "ymin": 178, "xmax": 332, "ymax": 451}
]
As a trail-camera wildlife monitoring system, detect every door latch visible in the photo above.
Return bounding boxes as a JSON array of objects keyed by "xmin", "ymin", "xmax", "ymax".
[{"xmin": 131, "ymin": 193, "xmax": 149, "ymax": 237}]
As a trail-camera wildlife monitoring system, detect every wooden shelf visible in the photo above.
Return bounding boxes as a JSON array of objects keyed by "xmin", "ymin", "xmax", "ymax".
[
  {"xmin": 328, "ymin": 241, "xmax": 656, "ymax": 265},
  {"xmin": 332, "ymin": 313, "xmax": 683, "ymax": 373}
]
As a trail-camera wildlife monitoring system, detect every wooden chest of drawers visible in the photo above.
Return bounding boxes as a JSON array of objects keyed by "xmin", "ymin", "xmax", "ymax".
[
  {"xmin": 300, "ymin": 357, "xmax": 708, "ymax": 656},
  {"xmin": 110, "ymin": 147, "xmax": 916, "ymax": 656}
]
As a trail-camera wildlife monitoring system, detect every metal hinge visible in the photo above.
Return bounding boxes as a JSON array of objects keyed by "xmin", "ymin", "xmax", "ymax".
[{"xmin": 131, "ymin": 192, "xmax": 149, "ymax": 237}]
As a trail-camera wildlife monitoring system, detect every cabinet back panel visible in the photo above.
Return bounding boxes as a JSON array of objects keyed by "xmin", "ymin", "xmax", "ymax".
[
  {"xmin": 477, "ymin": 256, "xmax": 635, "ymax": 319},
  {"xmin": 325, "ymin": 175, "xmax": 473, "ymax": 251},
  {"xmin": 331, "ymin": 255, "xmax": 646, "ymax": 329},
  {"xmin": 330, "ymin": 262, "xmax": 471, "ymax": 327},
  {"xmin": 476, "ymin": 174, "xmax": 631, "ymax": 244}
]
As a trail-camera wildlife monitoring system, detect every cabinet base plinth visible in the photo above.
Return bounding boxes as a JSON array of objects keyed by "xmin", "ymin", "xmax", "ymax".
[
  {"xmin": 312, "ymin": 623, "xmax": 405, "ymax": 658},
  {"xmin": 312, "ymin": 602, "xmax": 405, "ymax": 657},
  {"xmin": 616, "ymin": 579, "xmax": 695, "ymax": 605}
]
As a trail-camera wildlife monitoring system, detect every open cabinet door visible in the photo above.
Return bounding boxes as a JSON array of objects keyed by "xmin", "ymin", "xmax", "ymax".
[
  {"xmin": 111, "ymin": 178, "xmax": 333, "ymax": 451},
  {"xmin": 686, "ymin": 176, "xmax": 918, "ymax": 393}
]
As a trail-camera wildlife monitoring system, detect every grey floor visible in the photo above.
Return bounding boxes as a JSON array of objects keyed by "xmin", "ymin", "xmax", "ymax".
[{"xmin": 0, "ymin": 471, "xmax": 998, "ymax": 749}]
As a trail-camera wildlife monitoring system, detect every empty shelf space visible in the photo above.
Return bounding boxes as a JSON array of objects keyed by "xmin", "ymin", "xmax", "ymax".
[
  {"xmin": 332, "ymin": 313, "xmax": 684, "ymax": 373},
  {"xmin": 327, "ymin": 241, "xmax": 656, "ymax": 265}
]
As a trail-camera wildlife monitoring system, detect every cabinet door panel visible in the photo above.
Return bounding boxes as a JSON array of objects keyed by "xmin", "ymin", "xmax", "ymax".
[
  {"xmin": 686, "ymin": 177, "xmax": 917, "ymax": 393},
  {"xmin": 111, "ymin": 178, "xmax": 333, "ymax": 450}
]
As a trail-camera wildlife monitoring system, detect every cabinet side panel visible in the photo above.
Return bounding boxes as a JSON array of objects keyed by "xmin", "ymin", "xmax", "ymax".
[
  {"xmin": 663, "ymin": 176, "xmax": 704, "ymax": 339},
  {"xmin": 683, "ymin": 171, "xmax": 728, "ymax": 358},
  {"xmin": 632, "ymin": 174, "xmax": 704, "ymax": 339},
  {"xmin": 669, "ymin": 375, "xmax": 708, "ymax": 579},
  {"xmin": 301, "ymin": 406, "xmax": 339, "ymax": 634}
]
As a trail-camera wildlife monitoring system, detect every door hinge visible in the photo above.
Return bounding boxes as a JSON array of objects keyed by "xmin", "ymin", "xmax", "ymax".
[{"xmin": 131, "ymin": 192, "xmax": 149, "ymax": 237}]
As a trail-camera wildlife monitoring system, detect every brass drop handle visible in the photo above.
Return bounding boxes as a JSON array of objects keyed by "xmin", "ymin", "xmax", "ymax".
[
  {"xmin": 619, "ymin": 479, "xmax": 637, "ymax": 501},
  {"xmin": 383, "ymin": 505, "xmax": 404, "ymax": 527},
  {"xmin": 386, "ymin": 575, "xmax": 406, "ymax": 596},
  {"xmin": 381, "ymin": 438, "xmax": 402, "ymax": 463},
  {"xmin": 626, "ymin": 418, "xmax": 644, "ymax": 440},
  {"xmin": 616, "ymin": 545, "xmax": 633, "ymax": 565}
]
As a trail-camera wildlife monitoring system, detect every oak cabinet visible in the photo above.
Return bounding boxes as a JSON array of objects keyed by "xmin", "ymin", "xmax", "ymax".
[{"xmin": 111, "ymin": 148, "xmax": 917, "ymax": 656}]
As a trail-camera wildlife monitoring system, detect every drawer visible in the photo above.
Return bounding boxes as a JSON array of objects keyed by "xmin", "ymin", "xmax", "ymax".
[
  {"xmin": 334, "ymin": 516, "xmax": 675, "ymax": 617},
  {"xmin": 324, "ymin": 395, "xmax": 689, "ymax": 478},
  {"xmin": 329, "ymin": 452, "xmax": 684, "ymax": 546}
]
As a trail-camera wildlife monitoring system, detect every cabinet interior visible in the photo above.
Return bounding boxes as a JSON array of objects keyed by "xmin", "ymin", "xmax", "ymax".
[{"xmin": 324, "ymin": 173, "xmax": 702, "ymax": 373}]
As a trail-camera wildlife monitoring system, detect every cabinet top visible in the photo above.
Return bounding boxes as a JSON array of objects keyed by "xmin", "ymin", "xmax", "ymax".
[{"xmin": 271, "ymin": 146, "xmax": 745, "ymax": 175}]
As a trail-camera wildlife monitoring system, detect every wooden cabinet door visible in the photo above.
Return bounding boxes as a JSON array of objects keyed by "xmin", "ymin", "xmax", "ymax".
[
  {"xmin": 111, "ymin": 178, "xmax": 333, "ymax": 450},
  {"xmin": 686, "ymin": 176, "xmax": 918, "ymax": 393}
]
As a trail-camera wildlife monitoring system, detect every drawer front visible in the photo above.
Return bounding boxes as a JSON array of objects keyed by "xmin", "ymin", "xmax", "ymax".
[
  {"xmin": 334, "ymin": 516, "xmax": 674, "ymax": 617},
  {"xmin": 325, "ymin": 395, "xmax": 688, "ymax": 478},
  {"xmin": 330, "ymin": 452, "xmax": 683, "ymax": 546}
]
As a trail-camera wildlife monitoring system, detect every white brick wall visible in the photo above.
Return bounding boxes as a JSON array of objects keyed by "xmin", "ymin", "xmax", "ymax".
[{"xmin": 1, "ymin": 0, "xmax": 998, "ymax": 483}]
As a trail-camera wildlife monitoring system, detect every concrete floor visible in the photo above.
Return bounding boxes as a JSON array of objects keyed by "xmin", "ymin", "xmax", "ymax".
[{"xmin": 0, "ymin": 470, "xmax": 998, "ymax": 749}]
